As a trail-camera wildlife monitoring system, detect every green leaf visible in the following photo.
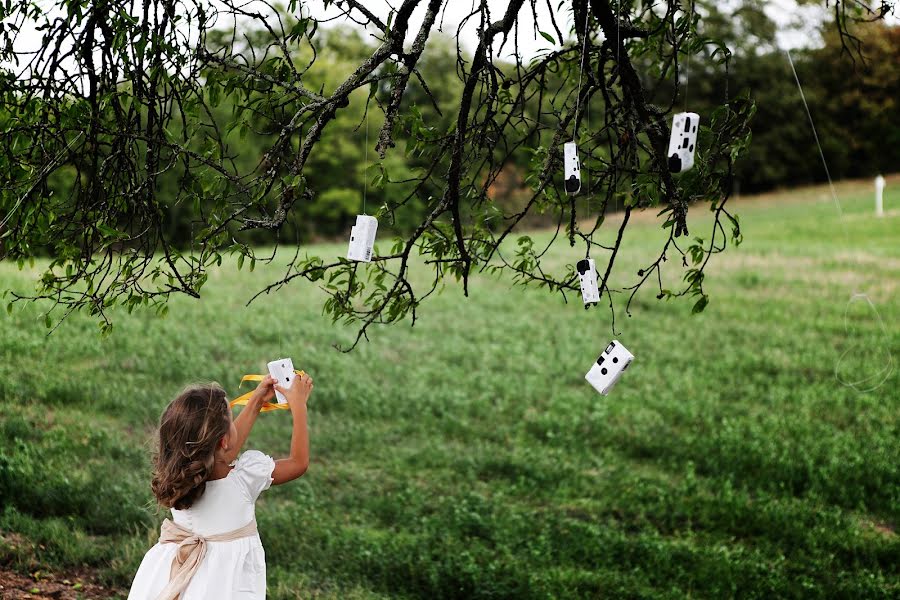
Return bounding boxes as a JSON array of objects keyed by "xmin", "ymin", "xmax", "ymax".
[
  {"xmin": 692, "ymin": 295, "xmax": 709, "ymax": 314},
  {"xmin": 97, "ymin": 223, "xmax": 124, "ymax": 238},
  {"xmin": 539, "ymin": 30, "xmax": 556, "ymax": 45}
]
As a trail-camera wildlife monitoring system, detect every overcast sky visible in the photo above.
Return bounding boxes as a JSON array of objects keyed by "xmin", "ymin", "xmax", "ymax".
[
  {"xmin": 299, "ymin": 0, "xmax": 896, "ymax": 58},
  {"xmin": 7, "ymin": 0, "xmax": 898, "ymax": 73}
]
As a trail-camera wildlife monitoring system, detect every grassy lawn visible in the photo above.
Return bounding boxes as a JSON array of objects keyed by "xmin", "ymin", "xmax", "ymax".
[{"xmin": 0, "ymin": 179, "xmax": 897, "ymax": 598}]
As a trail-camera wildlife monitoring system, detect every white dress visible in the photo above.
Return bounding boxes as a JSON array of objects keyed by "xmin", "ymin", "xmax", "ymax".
[{"xmin": 128, "ymin": 451, "xmax": 275, "ymax": 600}]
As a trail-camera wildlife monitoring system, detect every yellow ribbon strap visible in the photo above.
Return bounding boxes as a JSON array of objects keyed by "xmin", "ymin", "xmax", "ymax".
[{"xmin": 229, "ymin": 370, "xmax": 304, "ymax": 412}]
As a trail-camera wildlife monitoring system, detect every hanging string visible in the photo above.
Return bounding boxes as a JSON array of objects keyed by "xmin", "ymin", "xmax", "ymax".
[
  {"xmin": 585, "ymin": 55, "xmax": 592, "ymax": 254},
  {"xmin": 616, "ymin": 0, "xmax": 620, "ymax": 67},
  {"xmin": 0, "ymin": 131, "xmax": 84, "ymax": 232},
  {"xmin": 572, "ymin": 4, "xmax": 591, "ymax": 141},
  {"xmin": 786, "ymin": 49, "xmax": 845, "ymax": 236},
  {"xmin": 683, "ymin": 0, "xmax": 695, "ymax": 111},
  {"xmin": 584, "ymin": 8, "xmax": 592, "ymax": 251},
  {"xmin": 785, "ymin": 48, "xmax": 894, "ymax": 393},
  {"xmin": 363, "ymin": 109, "xmax": 369, "ymax": 215},
  {"xmin": 611, "ymin": 0, "xmax": 621, "ymax": 238}
]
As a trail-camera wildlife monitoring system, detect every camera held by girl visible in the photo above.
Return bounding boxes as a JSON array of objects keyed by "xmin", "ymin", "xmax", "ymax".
[{"xmin": 127, "ymin": 370, "xmax": 314, "ymax": 600}]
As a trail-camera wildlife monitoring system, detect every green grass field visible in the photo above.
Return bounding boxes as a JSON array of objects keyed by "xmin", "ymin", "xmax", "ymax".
[{"xmin": 0, "ymin": 179, "xmax": 898, "ymax": 599}]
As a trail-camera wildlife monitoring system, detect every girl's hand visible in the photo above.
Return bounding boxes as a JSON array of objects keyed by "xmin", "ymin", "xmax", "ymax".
[
  {"xmin": 250, "ymin": 374, "xmax": 277, "ymax": 406},
  {"xmin": 275, "ymin": 373, "xmax": 314, "ymax": 409}
]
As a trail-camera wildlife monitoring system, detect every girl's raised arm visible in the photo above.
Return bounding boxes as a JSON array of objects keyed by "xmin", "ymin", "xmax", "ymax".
[
  {"xmin": 271, "ymin": 373, "xmax": 313, "ymax": 485},
  {"xmin": 231, "ymin": 375, "xmax": 276, "ymax": 455}
]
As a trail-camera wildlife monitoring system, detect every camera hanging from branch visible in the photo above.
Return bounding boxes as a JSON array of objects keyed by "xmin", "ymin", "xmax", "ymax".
[
  {"xmin": 667, "ymin": 1, "xmax": 700, "ymax": 174},
  {"xmin": 347, "ymin": 108, "xmax": 378, "ymax": 263},
  {"xmin": 571, "ymin": 3, "xmax": 600, "ymax": 310}
]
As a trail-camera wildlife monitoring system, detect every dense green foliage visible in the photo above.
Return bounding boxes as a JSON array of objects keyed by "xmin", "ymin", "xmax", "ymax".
[
  {"xmin": 2, "ymin": 0, "xmax": 897, "ymax": 347},
  {"xmin": 6, "ymin": 8, "xmax": 894, "ymax": 245},
  {"xmin": 11, "ymin": 13, "xmax": 896, "ymax": 242},
  {"xmin": 1, "ymin": 181, "xmax": 897, "ymax": 598},
  {"xmin": 165, "ymin": 14, "xmax": 900, "ymax": 228}
]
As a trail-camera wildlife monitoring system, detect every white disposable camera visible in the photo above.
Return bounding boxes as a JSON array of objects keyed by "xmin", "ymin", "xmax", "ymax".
[
  {"xmin": 563, "ymin": 141, "xmax": 581, "ymax": 195},
  {"xmin": 267, "ymin": 358, "xmax": 296, "ymax": 404},
  {"xmin": 347, "ymin": 214, "xmax": 378, "ymax": 262},
  {"xmin": 585, "ymin": 340, "xmax": 634, "ymax": 395},
  {"xmin": 667, "ymin": 112, "xmax": 699, "ymax": 173},
  {"xmin": 576, "ymin": 258, "xmax": 600, "ymax": 307}
]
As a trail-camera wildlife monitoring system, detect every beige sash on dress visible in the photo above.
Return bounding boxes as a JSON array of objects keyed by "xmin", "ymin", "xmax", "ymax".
[{"xmin": 155, "ymin": 517, "xmax": 258, "ymax": 600}]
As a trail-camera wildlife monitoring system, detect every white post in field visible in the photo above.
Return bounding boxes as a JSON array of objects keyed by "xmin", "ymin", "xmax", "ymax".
[{"xmin": 874, "ymin": 175, "xmax": 885, "ymax": 217}]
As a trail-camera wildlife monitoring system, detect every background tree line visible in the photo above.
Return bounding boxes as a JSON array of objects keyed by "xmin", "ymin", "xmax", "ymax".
[
  {"xmin": 682, "ymin": 2, "xmax": 900, "ymax": 194},
  {"xmin": 142, "ymin": 8, "xmax": 897, "ymax": 246}
]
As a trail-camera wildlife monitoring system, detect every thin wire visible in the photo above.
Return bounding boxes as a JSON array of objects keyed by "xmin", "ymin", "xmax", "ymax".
[
  {"xmin": 835, "ymin": 294, "xmax": 895, "ymax": 393},
  {"xmin": 0, "ymin": 132, "xmax": 84, "ymax": 231},
  {"xmin": 606, "ymin": 0, "xmax": 621, "ymax": 245},
  {"xmin": 683, "ymin": 0, "xmax": 694, "ymax": 112},
  {"xmin": 616, "ymin": 0, "xmax": 620, "ymax": 67},
  {"xmin": 785, "ymin": 48, "xmax": 893, "ymax": 393},
  {"xmin": 786, "ymin": 49, "xmax": 847, "ymax": 237},
  {"xmin": 572, "ymin": 4, "xmax": 591, "ymax": 140},
  {"xmin": 585, "ymin": 46, "xmax": 592, "ymax": 251},
  {"xmin": 363, "ymin": 110, "xmax": 369, "ymax": 215}
]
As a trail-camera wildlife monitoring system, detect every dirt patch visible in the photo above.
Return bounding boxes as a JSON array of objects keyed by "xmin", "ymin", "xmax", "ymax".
[
  {"xmin": 706, "ymin": 251, "xmax": 899, "ymax": 293},
  {"xmin": 709, "ymin": 252, "xmax": 819, "ymax": 272},
  {"xmin": 0, "ymin": 567, "xmax": 123, "ymax": 600},
  {"xmin": 832, "ymin": 251, "xmax": 900, "ymax": 271},
  {"xmin": 845, "ymin": 208, "xmax": 900, "ymax": 220},
  {"xmin": 568, "ymin": 174, "xmax": 900, "ymax": 230},
  {"xmin": 859, "ymin": 518, "xmax": 896, "ymax": 540}
]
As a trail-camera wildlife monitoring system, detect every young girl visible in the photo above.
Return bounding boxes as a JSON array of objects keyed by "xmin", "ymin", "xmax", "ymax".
[{"xmin": 127, "ymin": 371, "xmax": 314, "ymax": 600}]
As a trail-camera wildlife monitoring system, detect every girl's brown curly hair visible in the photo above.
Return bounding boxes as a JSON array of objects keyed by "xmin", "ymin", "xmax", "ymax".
[{"xmin": 151, "ymin": 383, "xmax": 231, "ymax": 510}]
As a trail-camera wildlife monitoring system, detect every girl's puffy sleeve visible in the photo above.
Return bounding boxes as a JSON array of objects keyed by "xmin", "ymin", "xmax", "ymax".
[{"xmin": 232, "ymin": 450, "xmax": 276, "ymax": 502}]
